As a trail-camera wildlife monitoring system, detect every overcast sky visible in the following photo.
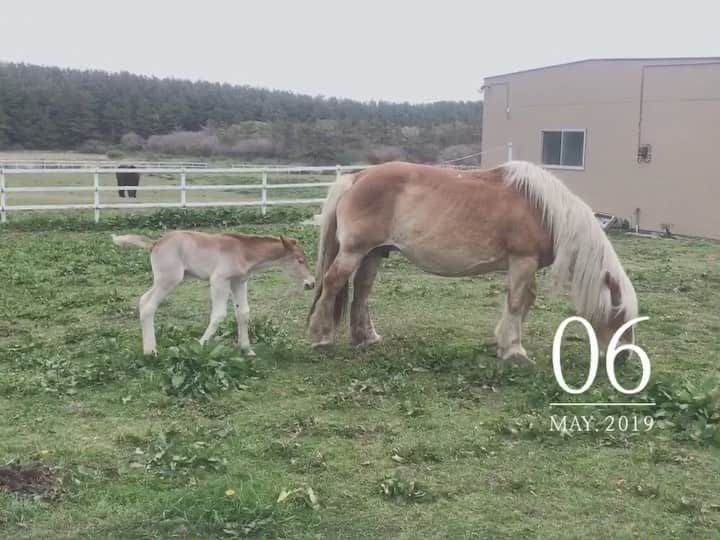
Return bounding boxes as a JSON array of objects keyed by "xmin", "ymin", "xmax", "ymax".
[{"xmin": 0, "ymin": 0, "xmax": 717, "ymax": 103}]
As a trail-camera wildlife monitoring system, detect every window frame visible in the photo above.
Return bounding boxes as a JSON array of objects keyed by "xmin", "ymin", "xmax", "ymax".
[{"xmin": 540, "ymin": 128, "xmax": 586, "ymax": 170}]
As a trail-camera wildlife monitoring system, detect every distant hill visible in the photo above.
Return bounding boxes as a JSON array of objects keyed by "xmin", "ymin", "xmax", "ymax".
[{"xmin": 0, "ymin": 63, "xmax": 482, "ymax": 164}]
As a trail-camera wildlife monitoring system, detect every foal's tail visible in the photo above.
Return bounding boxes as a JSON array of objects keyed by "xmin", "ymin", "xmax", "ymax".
[
  {"xmin": 111, "ymin": 234, "xmax": 156, "ymax": 250},
  {"xmin": 307, "ymin": 173, "xmax": 356, "ymax": 326}
]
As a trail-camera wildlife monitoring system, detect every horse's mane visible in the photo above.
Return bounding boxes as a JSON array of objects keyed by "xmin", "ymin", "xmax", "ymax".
[{"xmin": 500, "ymin": 161, "xmax": 638, "ymax": 324}]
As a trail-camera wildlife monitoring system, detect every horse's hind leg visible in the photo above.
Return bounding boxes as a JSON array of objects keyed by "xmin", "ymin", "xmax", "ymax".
[
  {"xmin": 351, "ymin": 252, "xmax": 383, "ymax": 347},
  {"xmin": 308, "ymin": 249, "xmax": 365, "ymax": 347},
  {"xmin": 494, "ymin": 255, "xmax": 538, "ymax": 366}
]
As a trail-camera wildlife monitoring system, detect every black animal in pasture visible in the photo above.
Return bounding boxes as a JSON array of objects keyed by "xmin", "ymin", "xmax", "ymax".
[{"xmin": 116, "ymin": 165, "xmax": 140, "ymax": 198}]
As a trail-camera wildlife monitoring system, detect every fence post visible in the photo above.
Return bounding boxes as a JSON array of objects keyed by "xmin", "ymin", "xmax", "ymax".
[
  {"xmin": 507, "ymin": 142, "xmax": 513, "ymax": 161},
  {"xmin": 261, "ymin": 168, "xmax": 268, "ymax": 216},
  {"xmin": 335, "ymin": 164, "xmax": 341, "ymax": 183},
  {"xmin": 0, "ymin": 168, "xmax": 6, "ymax": 224},
  {"xmin": 93, "ymin": 168, "xmax": 100, "ymax": 224},
  {"xmin": 180, "ymin": 168, "xmax": 187, "ymax": 208}
]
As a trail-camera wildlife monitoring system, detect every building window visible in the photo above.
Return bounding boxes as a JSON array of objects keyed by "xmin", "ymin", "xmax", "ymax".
[{"xmin": 541, "ymin": 129, "xmax": 585, "ymax": 169}]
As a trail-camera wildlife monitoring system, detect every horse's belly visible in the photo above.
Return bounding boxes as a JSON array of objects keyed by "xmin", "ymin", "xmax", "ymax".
[
  {"xmin": 394, "ymin": 243, "xmax": 507, "ymax": 277},
  {"xmin": 388, "ymin": 208, "xmax": 509, "ymax": 276}
]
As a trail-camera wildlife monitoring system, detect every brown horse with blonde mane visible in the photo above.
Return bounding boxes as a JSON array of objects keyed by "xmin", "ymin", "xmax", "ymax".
[{"xmin": 307, "ymin": 160, "xmax": 638, "ymax": 366}]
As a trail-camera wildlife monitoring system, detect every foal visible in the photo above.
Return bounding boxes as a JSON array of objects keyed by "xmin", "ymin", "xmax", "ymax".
[{"xmin": 113, "ymin": 231, "xmax": 315, "ymax": 355}]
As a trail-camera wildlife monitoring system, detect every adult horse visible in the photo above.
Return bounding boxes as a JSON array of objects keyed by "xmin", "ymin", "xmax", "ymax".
[
  {"xmin": 307, "ymin": 161, "xmax": 638, "ymax": 366},
  {"xmin": 116, "ymin": 165, "xmax": 140, "ymax": 198}
]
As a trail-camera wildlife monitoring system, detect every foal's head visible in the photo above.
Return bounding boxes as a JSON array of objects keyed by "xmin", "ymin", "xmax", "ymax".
[{"xmin": 278, "ymin": 236, "xmax": 315, "ymax": 290}]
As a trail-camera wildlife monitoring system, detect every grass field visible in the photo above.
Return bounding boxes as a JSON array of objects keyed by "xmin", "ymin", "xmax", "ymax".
[{"xmin": 1, "ymin": 222, "xmax": 720, "ymax": 539}]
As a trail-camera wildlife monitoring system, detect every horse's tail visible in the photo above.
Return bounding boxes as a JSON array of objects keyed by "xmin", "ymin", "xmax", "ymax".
[
  {"xmin": 307, "ymin": 173, "xmax": 356, "ymax": 327},
  {"xmin": 111, "ymin": 234, "xmax": 156, "ymax": 251},
  {"xmin": 499, "ymin": 161, "xmax": 637, "ymax": 325}
]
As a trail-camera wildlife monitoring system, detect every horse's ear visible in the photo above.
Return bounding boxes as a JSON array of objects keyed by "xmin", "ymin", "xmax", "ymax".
[{"xmin": 605, "ymin": 271, "xmax": 622, "ymax": 306}]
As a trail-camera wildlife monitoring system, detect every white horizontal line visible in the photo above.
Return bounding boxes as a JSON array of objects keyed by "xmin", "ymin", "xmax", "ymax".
[{"xmin": 550, "ymin": 402, "xmax": 656, "ymax": 407}]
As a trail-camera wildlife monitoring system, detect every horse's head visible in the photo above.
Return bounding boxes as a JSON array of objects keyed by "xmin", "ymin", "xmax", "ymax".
[{"xmin": 594, "ymin": 271, "xmax": 638, "ymax": 356}]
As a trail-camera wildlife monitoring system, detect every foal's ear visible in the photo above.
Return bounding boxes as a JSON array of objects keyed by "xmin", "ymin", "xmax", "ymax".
[{"xmin": 605, "ymin": 271, "xmax": 622, "ymax": 306}]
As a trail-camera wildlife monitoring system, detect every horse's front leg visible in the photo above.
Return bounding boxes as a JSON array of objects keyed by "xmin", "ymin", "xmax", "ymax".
[{"xmin": 494, "ymin": 255, "xmax": 537, "ymax": 366}]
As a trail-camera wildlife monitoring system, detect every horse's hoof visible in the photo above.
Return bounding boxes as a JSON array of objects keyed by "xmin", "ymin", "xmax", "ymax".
[
  {"xmin": 243, "ymin": 349, "xmax": 256, "ymax": 357},
  {"xmin": 504, "ymin": 353, "xmax": 535, "ymax": 368},
  {"xmin": 311, "ymin": 339, "xmax": 333, "ymax": 350},
  {"xmin": 355, "ymin": 334, "xmax": 383, "ymax": 348},
  {"xmin": 611, "ymin": 349, "xmax": 629, "ymax": 370}
]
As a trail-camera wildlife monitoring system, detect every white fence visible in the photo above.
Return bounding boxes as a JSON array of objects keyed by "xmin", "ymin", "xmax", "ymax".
[
  {"xmin": 0, "ymin": 144, "xmax": 514, "ymax": 224},
  {"xmin": 0, "ymin": 165, "xmax": 369, "ymax": 224}
]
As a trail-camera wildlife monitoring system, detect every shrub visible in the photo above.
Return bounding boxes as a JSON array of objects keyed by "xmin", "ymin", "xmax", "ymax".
[
  {"xmin": 146, "ymin": 130, "xmax": 219, "ymax": 156},
  {"xmin": 227, "ymin": 137, "xmax": 276, "ymax": 157},
  {"xmin": 106, "ymin": 149, "xmax": 124, "ymax": 159},
  {"xmin": 120, "ymin": 132, "xmax": 145, "ymax": 151},
  {"xmin": 366, "ymin": 145, "xmax": 407, "ymax": 164},
  {"xmin": 438, "ymin": 144, "xmax": 482, "ymax": 165},
  {"xmin": 77, "ymin": 139, "xmax": 108, "ymax": 154}
]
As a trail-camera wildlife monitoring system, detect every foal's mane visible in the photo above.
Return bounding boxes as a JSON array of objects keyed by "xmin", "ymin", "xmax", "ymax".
[{"xmin": 500, "ymin": 161, "xmax": 638, "ymax": 324}]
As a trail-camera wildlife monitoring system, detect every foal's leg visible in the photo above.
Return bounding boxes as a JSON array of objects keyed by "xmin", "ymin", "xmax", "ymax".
[
  {"xmin": 230, "ymin": 278, "xmax": 254, "ymax": 356},
  {"xmin": 139, "ymin": 271, "xmax": 183, "ymax": 355},
  {"xmin": 350, "ymin": 252, "xmax": 383, "ymax": 346},
  {"xmin": 199, "ymin": 277, "xmax": 231, "ymax": 344},
  {"xmin": 308, "ymin": 250, "xmax": 365, "ymax": 346},
  {"xmin": 494, "ymin": 255, "xmax": 538, "ymax": 366}
]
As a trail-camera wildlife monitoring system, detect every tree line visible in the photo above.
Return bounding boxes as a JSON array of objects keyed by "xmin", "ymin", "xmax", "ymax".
[{"xmin": 0, "ymin": 62, "xmax": 482, "ymax": 163}]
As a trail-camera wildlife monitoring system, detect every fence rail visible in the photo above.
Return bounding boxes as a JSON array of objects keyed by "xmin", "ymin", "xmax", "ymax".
[
  {"xmin": 0, "ymin": 165, "xmax": 369, "ymax": 223},
  {"xmin": 0, "ymin": 160, "xmax": 209, "ymax": 169}
]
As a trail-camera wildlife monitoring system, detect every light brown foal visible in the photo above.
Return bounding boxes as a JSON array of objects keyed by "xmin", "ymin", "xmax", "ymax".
[
  {"xmin": 113, "ymin": 231, "xmax": 315, "ymax": 355},
  {"xmin": 308, "ymin": 160, "xmax": 638, "ymax": 366}
]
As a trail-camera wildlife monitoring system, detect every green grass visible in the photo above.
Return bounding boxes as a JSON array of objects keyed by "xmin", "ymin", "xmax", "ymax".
[{"xmin": 1, "ymin": 224, "xmax": 720, "ymax": 539}]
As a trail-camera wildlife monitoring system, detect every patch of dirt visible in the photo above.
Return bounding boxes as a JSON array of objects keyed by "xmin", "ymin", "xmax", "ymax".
[{"xmin": 0, "ymin": 463, "xmax": 63, "ymax": 499}]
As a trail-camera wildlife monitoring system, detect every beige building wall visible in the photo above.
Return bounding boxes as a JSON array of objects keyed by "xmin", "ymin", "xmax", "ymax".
[{"xmin": 481, "ymin": 59, "xmax": 720, "ymax": 239}]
